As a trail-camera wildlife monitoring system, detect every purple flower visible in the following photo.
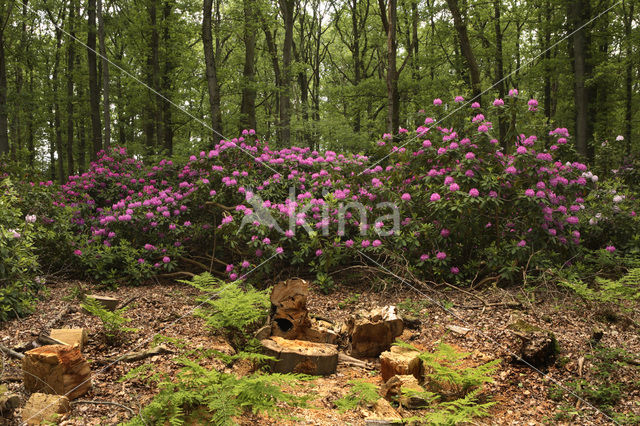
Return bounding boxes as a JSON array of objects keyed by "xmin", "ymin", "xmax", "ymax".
[
  {"xmin": 226, "ymin": 264, "xmax": 234, "ymax": 273},
  {"xmin": 401, "ymin": 193, "xmax": 411, "ymax": 201},
  {"xmin": 433, "ymin": 98, "xmax": 443, "ymax": 106},
  {"xmin": 315, "ymin": 249, "xmax": 323, "ymax": 256},
  {"xmin": 430, "ymin": 193, "xmax": 441, "ymax": 202},
  {"xmin": 73, "ymin": 249, "xmax": 82, "ymax": 256},
  {"xmin": 361, "ymin": 240, "xmax": 371, "ymax": 248},
  {"xmin": 162, "ymin": 256, "xmax": 171, "ymax": 263},
  {"xmin": 605, "ymin": 245, "xmax": 616, "ymax": 252},
  {"xmin": 450, "ymin": 266, "xmax": 459, "ymax": 274},
  {"xmin": 436, "ymin": 251, "xmax": 447, "ymax": 260},
  {"xmin": 276, "ymin": 247, "xmax": 284, "ymax": 254},
  {"xmin": 524, "ymin": 189, "xmax": 535, "ymax": 197},
  {"xmin": 372, "ymin": 240, "xmax": 382, "ymax": 247},
  {"xmin": 449, "ymin": 183, "xmax": 460, "ymax": 192},
  {"xmin": 345, "ymin": 240, "xmax": 354, "ymax": 248},
  {"xmin": 138, "ymin": 258, "xmax": 145, "ymax": 264},
  {"xmin": 518, "ymin": 240, "xmax": 527, "ymax": 247},
  {"xmin": 493, "ymin": 98, "xmax": 504, "ymax": 106},
  {"xmin": 420, "ymin": 254, "xmax": 429, "ymax": 261},
  {"xmin": 262, "ymin": 237, "xmax": 271, "ymax": 245},
  {"xmin": 454, "ymin": 96, "xmax": 464, "ymax": 103},
  {"xmin": 471, "ymin": 102, "xmax": 480, "ymax": 108},
  {"xmin": 468, "ymin": 188, "xmax": 479, "ymax": 197},
  {"xmin": 230, "ymin": 273, "xmax": 238, "ymax": 280}
]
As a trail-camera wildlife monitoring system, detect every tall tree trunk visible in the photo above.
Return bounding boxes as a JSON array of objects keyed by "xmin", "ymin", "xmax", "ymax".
[
  {"xmin": 27, "ymin": 69, "xmax": 34, "ymax": 167},
  {"xmin": 53, "ymin": 19, "xmax": 65, "ymax": 182},
  {"xmin": 240, "ymin": 0, "xmax": 256, "ymax": 131},
  {"xmin": 543, "ymin": 0, "xmax": 552, "ymax": 120},
  {"xmin": 0, "ymin": 4, "xmax": 11, "ymax": 157},
  {"xmin": 385, "ymin": 0, "xmax": 399, "ymax": 135},
  {"xmin": 493, "ymin": 0, "xmax": 506, "ymax": 145},
  {"xmin": 263, "ymin": 24, "xmax": 281, "ymax": 136},
  {"xmin": 623, "ymin": 0, "xmax": 634, "ymax": 152},
  {"xmin": 66, "ymin": 0, "xmax": 76, "ymax": 175},
  {"xmin": 115, "ymin": 46, "xmax": 127, "ymax": 146},
  {"xmin": 161, "ymin": 0, "xmax": 173, "ymax": 154},
  {"xmin": 279, "ymin": 0, "xmax": 294, "ymax": 146},
  {"xmin": 569, "ymin": 0, "xmax": 591, "ymax": 159},
  {"xmin": 203, "ymin": 0, "xmax": 222, "ymax": 139},
  {"xmin": 97, "ymin": 0, "xmax": 110, "ymax": 149},
  {"xmin": 150, "ymin": 0, "xmax": 162, "ymax": 148},
  {"xmin": 87, "ymin": 0, "xmax": 102, "ymax": 159},
  {"xmin": 446, "ymin": 0, "xmax": 481, "ymax": 100},
  {"xmin": 351, "ymin": 0, "xmax": 362, "ymax": 133}
]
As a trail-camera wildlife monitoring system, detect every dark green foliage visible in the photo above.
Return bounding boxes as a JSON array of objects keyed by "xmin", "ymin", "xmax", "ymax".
[
  {"xmin": 0, "ymin": 179, "xmax": 41, "ymax": 322},
  {"xmin": 123, "ymin": 359, "xmax": 311, "ymax": 426}
]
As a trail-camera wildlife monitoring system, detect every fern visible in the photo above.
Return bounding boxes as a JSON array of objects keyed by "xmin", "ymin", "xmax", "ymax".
[
  {"xmin": 124, "ymin": 358, "xmax": 311, "ymax": 426},
  {"xmin": 182, "ymin": 273, "xmax": 270, "ymax": 350},
  {"xmin": 81, "ymin": 297, "xmax": 137, "ymax": 344},
  {"xmin": 335, "ymin": 379, "xmax": 380, "ymax": 412},
  {"xmin": 405, "ymin": 389, "xmax": 495, "ymax": 425}
]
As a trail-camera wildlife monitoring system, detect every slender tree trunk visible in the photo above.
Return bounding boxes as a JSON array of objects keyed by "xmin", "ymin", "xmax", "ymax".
[
  {"xmin": 446, "ymin": 0, "xmax": 481, "ymax": 100},
  {"xmin": 27, "ymin": 70, "xmax": 34, "ymax": 167},
  {"xmin": 543, "ymin": 0, "xmax": 552, "ymax": 120},
  {"xmin": 263, "ymin": 24, "xmax": 281, "ymax": 134},
  {"xmin": 385, "ymin": 0, "xmax": 399, "ymax": 135},
  {"xmin": 87, "ymin": 0, "xmax": 102, "ymax": 159},
  {"xmin": 569, "ymin": 0, "xmax": 591, "ymax": 159},
  {"xmin": 0, "ymin": 2, "xmax": 11, "ymax": 157},
  {"xmin": 162, "ymin": 0, "xmax": 173, "ymax": 154},
  {"xmin": 115, "ymin": 46, "xmax": 127, "ymax": 146},
  {"xmin": 493, "ymin": 0, "xmax": 506, "ymax": 145},
  {"xmin": 279, "ymin": 0, "xmax": 294, "ymax": 146},
  {"xmin": 97, "ymin": 0, "xmax": 110, "ymax": 149},
  {"xmin": 150, "ymin": 0, "xmax": 162, "ymax": 148},
  {"xmin": 351, "ymin": 0, "xmax": 362, "ymax": 133},
  {"xmin": 624, "ymin": 0, "xmax": 634, "ymax": 152},
  {"xmin": 240, "ymin": 0, "xmax": 256, "ymax": 131},
  {"xmin": 66, "ymin": 0, "xmax": 76, "ymax": 174},
  {"xmin": 53, "ymin": 21, "xmax": 65, "ymax": 182},
  {"xmin": 203, "ymin": 0, "xmax": 222, "ymax": 139}
]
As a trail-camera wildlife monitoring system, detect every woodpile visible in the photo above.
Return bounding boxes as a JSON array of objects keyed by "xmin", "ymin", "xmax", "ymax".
[{"xmin": 22, "ymin": 344, "xmax": 92, "ymax": 400}]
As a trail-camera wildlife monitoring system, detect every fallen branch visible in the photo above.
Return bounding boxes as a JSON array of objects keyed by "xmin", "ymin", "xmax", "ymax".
[
  {"xmin": 119, "ymin": 296, "xmax": 138, "ymax": 310},
  {"xmin": 0, "ymin": 344, "xmax": 24, "ymax": 360},
  {"xmin": 37, "ymin": 333, "xmax": 67, "ymax": 346},
  {"xmin": 156, "ymin": 271, "xmax": 196, "ymax": 279},
  {"xmin": 97, "ymin": 345, "xmax": 174, "ymax": 365},
  {"xmin": 71, "ymin": 400, "xmax": 135, "ymax": 415},
  {"xmin": 43, "ymin": 304, "xmax": 74, "ymax": 331},
  {"xmin": 338, "ymin": 353, "xmax": 372, "ymax": 369},
  {"xmin": 454, "ymin": 301, "xmax": 523, "ymax": 309}
]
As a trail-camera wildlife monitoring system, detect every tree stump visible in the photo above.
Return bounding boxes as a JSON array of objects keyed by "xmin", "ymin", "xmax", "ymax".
[
  {"xmin": 22, "ymin": 393, "xmax": 70, "ymax": 425},
  {"xmin": 270, "ymin": 278, "xmax": 313, "ymax": 339},
  {"xmin": 85, "ymin": 295, "xmax": 119, "ymax": 311},
  {"xmin": 269, "ymin": 278, "xmax": 338, "ymax": 344},
  {"xmin": 365, "ymin": 398, "xmax": 403, "ymax": 425},
  {"xmin": 23, "ymin": 345, "xmax": 91, "ymax": 400},
  {"xmin": 49, "ymin": 329, "xmax": 88, "ymax": 351},
  {"xmin": 381, "ymin": 375, "xmax": 428, "ymax": 409},
  {"xmin": 347, "ymin": 306, "xmax": 404, "ymax": 358},
  {"xmin": 0, "ymin": 384, "xmax": 20, "ymax": 415},
  {"xmin": 380, "ymin": 345, "xmax": 423, "ymax": 382},
  {"xmin": 261, "ymin": 336, "xmax": 338, "ymax": 375},
  {"xmin": 508, "ymin": 320, "xmax": 558, "ymax": 367}
]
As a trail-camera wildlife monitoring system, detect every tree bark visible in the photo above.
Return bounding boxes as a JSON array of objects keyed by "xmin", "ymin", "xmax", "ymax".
[
  {"xmin": 66, "ymin": 0, "xmax": 76, "ymax": 175},
  {"xmin": 240, "ymin": 0, "xmax": 256, "ymax": 132},
  {"xmin": 87, "ymin": 0, "xmax": 102, "ymax": 159},
  {"xmin": 569, "ymin": 0, "xmax": 591, "ymax": 159},
  {"xmin": 446, "ymin": 0, "xmax": 481, "ymax": 101},
  {"xmin": 384, "ymin": 0, "xmax": 399, "ymax": 135},
  {"xmin": 278, "ymin": 0, "xmax": 294, "ymax": 146},
  {"xmin": 0, "ymin": 3, "xmax": 12, "ymax": 157},
  {"xmin": 623, "ymin": 0, "xmax": 634, "ymax": 152},
  {"xmin": 161, "ymin": 0, "xmax": 174, "ymax": 154},
  {"xmin": 493, "ymin": 0, "xmax": 506, "ymax": 144},
  {"xmin": 98, "ymin": 0, "xmax": 110, "ymax": 149},
  {"xmin": 203, "ymin": 0, "xmax": 223, "ymax": 139},
  {"xmin": 543, "ymin": 0, "xmax": 552, "ymax": 120}
]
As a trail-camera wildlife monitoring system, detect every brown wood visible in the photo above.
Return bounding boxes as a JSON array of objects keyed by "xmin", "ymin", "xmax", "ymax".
[
  {"xmin": 0, "ymin": 343, "xmax": 24, "ymax": 360},
  {"xmin": 261, "ymin": 336, "xmax": 338, "ymax": 376},
  {"xmin": 96, "ymin": 345, "xmax": 173, "ymax": 365},
  {"xmin": 22, "ymin": 393, "xmax": 70, "ymax": 425},
  {"xmin": 270, "ymin": 278, "xmax": 312, "ymax": 339},
  {"xmin": 23, "ymin": 345, "xmax": 91, "ymax": 400},
  {"xmin": 380, "ymin": 345, "xmax": 423, "ymax": 382},
  {"xmin": 347, "ymin": 306, "xmax": 404, "ymax": 358},
  {"xmin": 85, "ymin": 295, "xmax": 119, "ymax": 311},
  {"xmin": 50, "ymin": 329, "xmax": 88, "ymax": 350},
  {"xmin": 381, "ymin": 374, "xmax": 427, "ymax": 409},
  {"xmin": 0, "ymin": 384, "xmax": 20, "ymax": 414}
]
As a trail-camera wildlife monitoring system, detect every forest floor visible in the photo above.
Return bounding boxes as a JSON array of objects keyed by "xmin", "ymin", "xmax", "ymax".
[{"xmin": 1, "ymin": 277, "xmax": 639, "ymax": 425}]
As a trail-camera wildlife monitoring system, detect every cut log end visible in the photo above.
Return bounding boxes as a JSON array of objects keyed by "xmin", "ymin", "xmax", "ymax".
[{"xmin": 261, "ymin": 336, "xmax": 338, "ymax": 376}]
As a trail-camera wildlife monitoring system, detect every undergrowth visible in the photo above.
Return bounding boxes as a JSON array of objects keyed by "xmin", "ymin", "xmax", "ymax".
[
  {"xmin": 183, "ymin": 273, "xmax": 271, "ymax": 351},
  {"xmin": 80, "ymin": 297, "xmax": 138, "ymax": 344},
  {"xmin": 123, "ymin": 358, "xmax": 311, "ymax": 425}
]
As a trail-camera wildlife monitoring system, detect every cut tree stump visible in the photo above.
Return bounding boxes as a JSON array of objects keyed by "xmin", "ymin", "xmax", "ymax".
[
  {"xmin": 261, "ymin": 336, "xmax": 338, "ymax": 375},
  {"xmin": 508, "ymin": 320, "xmax": 558, "ymax": 367},
  {"xmin": 269, "ymin": 278, "xmax": 338, "ymax": 344},
  {"xmin": 85, "ymin": 295, "xmax": 119, "ymax": 311},
  {"xmin": 50, "ymin": 329, "xmax": 88, "ymax": 350},
  {"xmin": 23, "ymin": 345, "xmax": 92, "ymax": 400},
  {"xmin": 381, "ymin": 374, "xmax": 428, "ymax": 409},
  {"xmin": 22, "ymin": 393, "xmax": 70, "ymax": 425},
  {"xmin": 380, "ymin": 345, "xmax": 423, "ymax": 382},
  {"xmin": 347, "ymin": 306, "xmax": 404, "ymax": 358},
  {"xmin": 0, "ymin": 384, "xmax": 20, "ymax": 415},
  {"xmin": 365, "ymin": 398, "xmax": 403, "ymax": 425}
]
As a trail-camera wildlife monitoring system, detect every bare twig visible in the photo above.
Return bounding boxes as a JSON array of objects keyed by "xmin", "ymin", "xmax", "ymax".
[{"xmin": 0, "ymin": 344, "xmax": 24, "ymax": 360}]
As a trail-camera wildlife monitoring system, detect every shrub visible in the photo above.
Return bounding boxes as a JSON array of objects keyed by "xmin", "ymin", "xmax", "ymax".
[{"xmin": 0, "ymin": 179, "xmax": 41, "ymax": 322}]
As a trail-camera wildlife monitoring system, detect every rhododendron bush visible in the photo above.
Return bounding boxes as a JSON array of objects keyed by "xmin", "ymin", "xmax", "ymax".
[{"xmin": 28, "ymin": 96, "xmax": 638, "ymax": 286}]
